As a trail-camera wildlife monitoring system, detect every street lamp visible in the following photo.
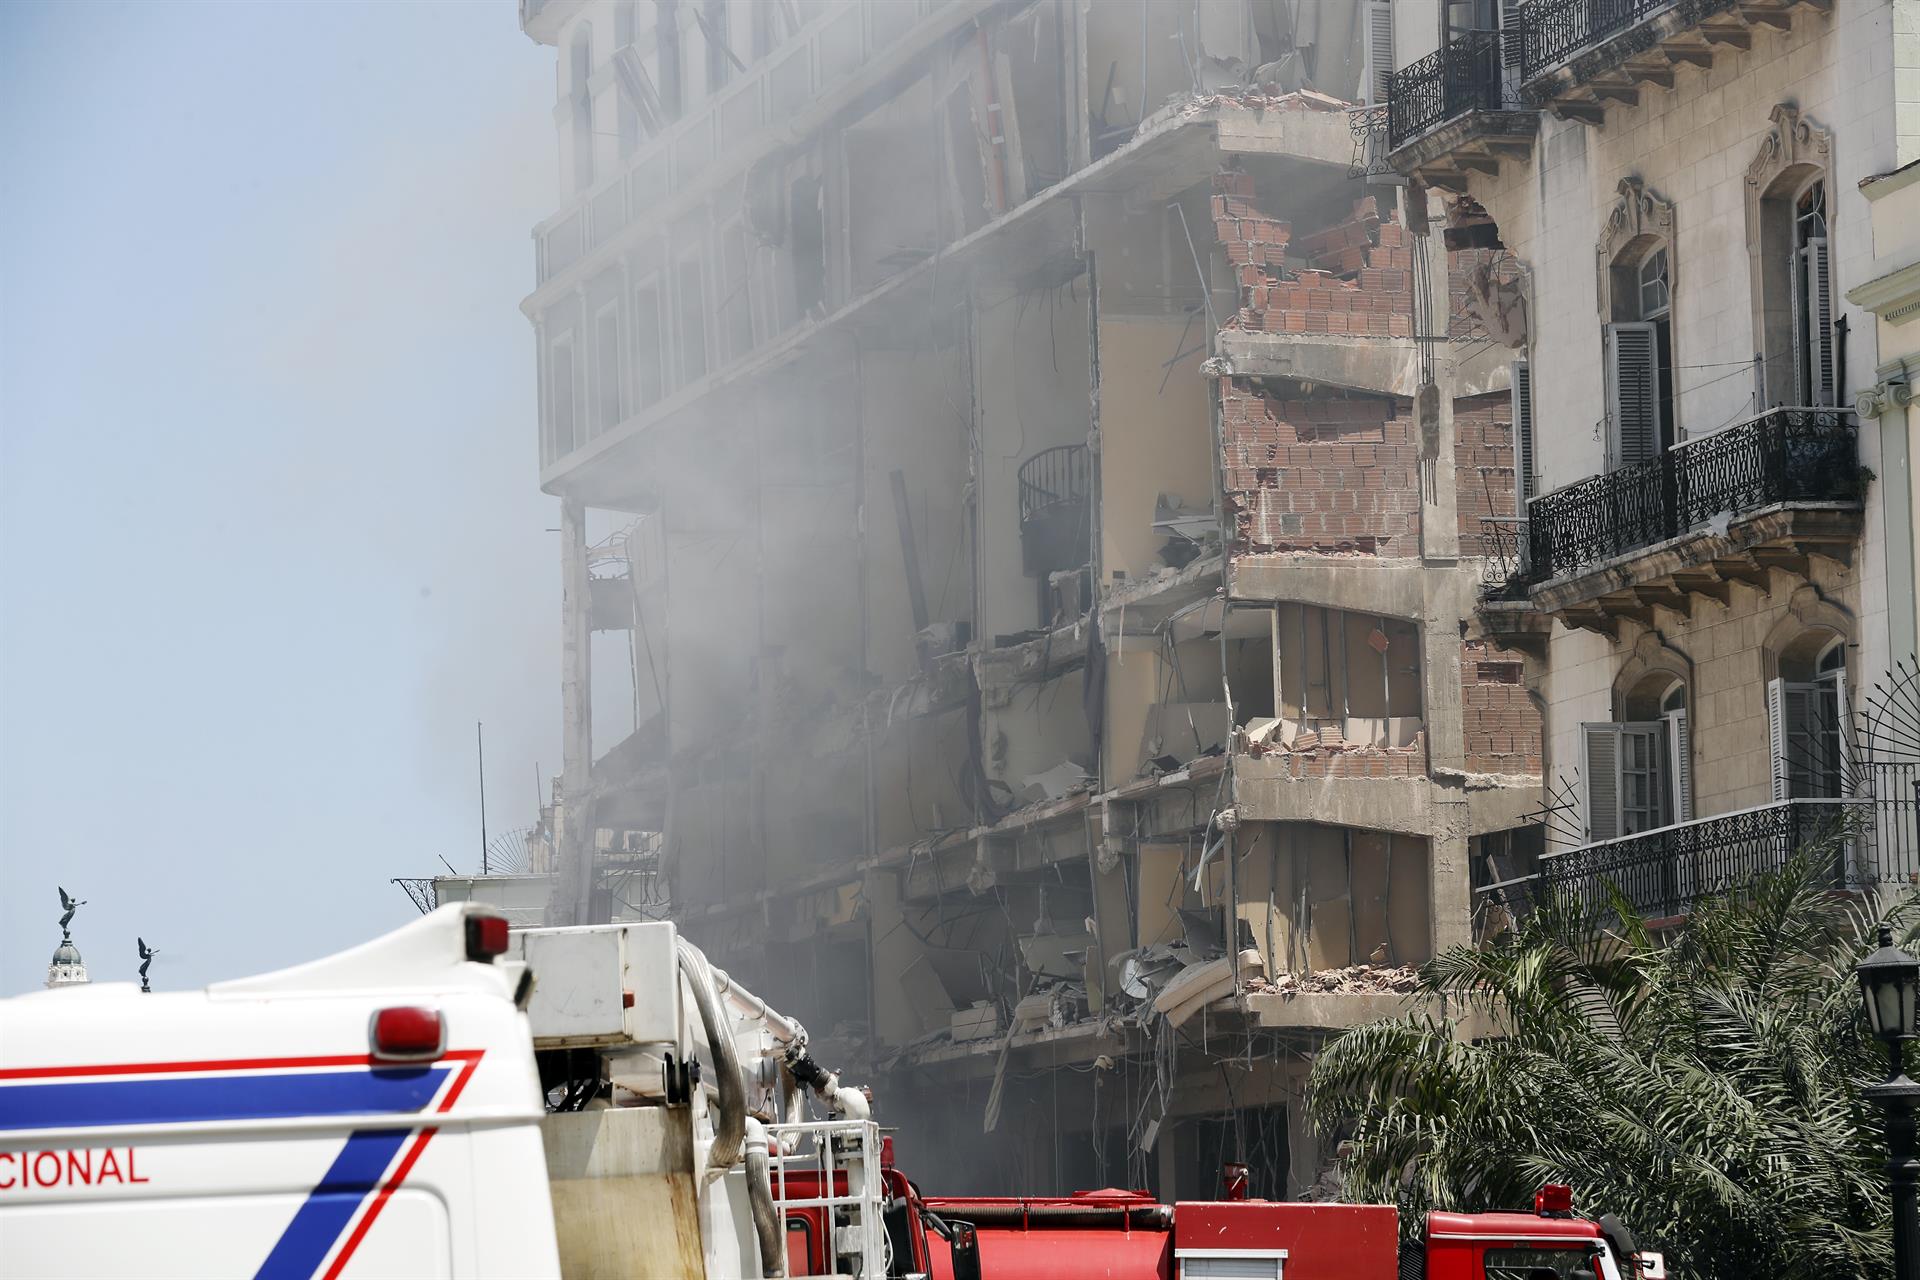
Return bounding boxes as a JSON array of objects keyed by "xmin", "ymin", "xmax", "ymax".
[{"xmin": 1859, "ymin": 923, "xmax": 1920, "ymax": 1280}]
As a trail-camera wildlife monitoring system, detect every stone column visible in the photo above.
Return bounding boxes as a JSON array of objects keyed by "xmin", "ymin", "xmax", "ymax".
[{"xmin": 552, "ymin": 496, "xmax": 594, "ymax": 926}]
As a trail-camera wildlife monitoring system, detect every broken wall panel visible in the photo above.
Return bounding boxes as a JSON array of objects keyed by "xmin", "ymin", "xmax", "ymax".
[
  {"xmin": 1096, "ymin": 316, "xmax": 1216, "ymax": 584},
  {"xmin": 1001, "ymin": 0, "xmax": 1073, "ymax": 194},
  {"xmin": 1084, "ymin": 0, "xmax": 1204, "ymax": 157},
  {"xmin": 1461, "ymin": 641, "xmax": 1541, "ymax": 777},
  {"xmin": 1221, "ymin": 384, "xmax": 1421, "ymax": 556},
  {"xmin": 1214, "ymin": 177, "xmax": 1413, "ymax": 339},
  {"xmin": 983, "ymin": 669, "xmax": 1095, "ymax": 804},
  {"xmin": 1232, "ymin": 822, "xmax": 1432, "ymax": 974},
  {"xmin": 1452, "ymin": 391, "xmax": 1519, "ymax": 554},
  {"xmin": 871, "ymin": 707, "xmax": 973, "ymax": 857},
  {"xmin": 973, "ymin": 278, "xmax": 1093, "ymax": 642}
]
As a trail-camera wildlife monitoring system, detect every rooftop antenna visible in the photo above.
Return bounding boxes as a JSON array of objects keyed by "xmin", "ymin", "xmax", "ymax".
[{"xmin": 477, "ymin": 720, "xmax": 490, "ymax": 875}]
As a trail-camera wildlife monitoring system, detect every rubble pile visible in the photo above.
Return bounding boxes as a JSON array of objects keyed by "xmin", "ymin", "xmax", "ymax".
[{"xmin": 1247, "ymin": 963, "xmax": 1420, "ymax": 996}]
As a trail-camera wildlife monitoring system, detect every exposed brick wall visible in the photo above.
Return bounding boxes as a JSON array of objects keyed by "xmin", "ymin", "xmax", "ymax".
[
  {"xmin": 1219, "ymin": 381, "xmax": 1420, "ymax": 555},
  {"xmin": 1212, "ymin": 173, "xmax": 1413, "ymax": 337},
  {"xmin": 1462, "ymin": 641, "xmax": 1541, "ymax": 776},
  {"xmin": 1453, "ymin": 392, "xmax": 1518, "ymax": 555}
]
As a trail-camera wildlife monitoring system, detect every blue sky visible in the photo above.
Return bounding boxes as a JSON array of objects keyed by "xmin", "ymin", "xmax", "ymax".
[{"xmin": 0, "ymin": 1, "xmax": 562, "ymax": 993}]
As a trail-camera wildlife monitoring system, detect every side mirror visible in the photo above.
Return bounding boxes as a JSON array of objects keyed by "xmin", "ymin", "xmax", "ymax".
[{"xmin": 950, "ymin": 1221, "xmax": 982, "ymax": 1280}]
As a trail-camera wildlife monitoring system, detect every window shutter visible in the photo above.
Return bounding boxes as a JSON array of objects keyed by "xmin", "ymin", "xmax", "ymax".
[
  {"xmin": 612, "ymin": 45, "xmax": 666, "ymax": 136},
  {"xmin": 1511, "ymin": 359, "xmax": 1536, "ymax": 511},
  {"xmin": 1832, "ymin": 664, "xmax": 1852, "ymax": 789},
  {"xmin": 1364, "ymin": 0, "xmax": 1394, "ymax": 105},
  {"xmin": 1768, "ymin": 676, "xmax": 1789, "ymax": 801},
  {"xmin": 1805, "ymin": 237, "xmax": 1836, "ymax": 406},
  {"xmin": 1768, "ymin": 676, "xmax": 1821, "ymax": 800},
  {"xmin": 1498, "ymin": 0, "xmax": 1524, "ymax": 100},
  {"xmin": 1604, "ymin": 321, "xmax": 1660, "ymax": 469},
  {"xmin": 1583, "ymin": 723, "xmax": 1622, "ymax": 843},
  {"xmin": 1665, "ymin": 706, "xmax": 1693, "ymax": 823}
]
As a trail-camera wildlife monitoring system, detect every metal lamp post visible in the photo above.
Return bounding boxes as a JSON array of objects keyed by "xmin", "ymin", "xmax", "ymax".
[{"xmin": 1859, "ymin": 923, "xmax": 1920, "ymax": 1280}]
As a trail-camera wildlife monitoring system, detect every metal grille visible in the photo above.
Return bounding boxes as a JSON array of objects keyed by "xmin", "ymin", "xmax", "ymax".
[
  {"xmin": 391, "ymin": 878, "xmax": 438, "ymax": 915},
  {"xmin": 1524, "ymin": 407, "xmax": 1859, "ymax": 584},
  {"xmin": 1521, "ymin": 0, "xmax": 1742, "ymax": 81},
  {"xmin": 1017, "ymin": 443, "xmax": 1089, "ymax": 524},
  {"xmin": 1347, "ymin": 105, "xmax": 1393, "ymax": 180},
  {"xmin": 1540, "ymin": 798, "xmax": 1868, "ymax": 921},
  {"xmin": 1387, "ymin": 29, "xmax": 1520, "ymax": 149},
  {"xmin": 1478, "ymin": 517, "xmax": 1531, "ymax": 601}
]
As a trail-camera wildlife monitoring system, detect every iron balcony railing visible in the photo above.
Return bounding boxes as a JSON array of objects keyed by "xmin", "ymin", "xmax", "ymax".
[
  {"xmin": 1523, "ymin": 406, "xmax": 1860, "ymax": 585},
  {"xmin": 1018, "ymin": 443, "xmax": 1091, "ymax": 579},
  {"xmin": 1541, "ymin": 797, "xmax": 1871, "ymax": 921},
  {"xmin": 1520, "ymin": 0, "xmax": 1740, "ymax": 82},
  {"xmin": 1478, "ymin": 517, "xmax": 1531, "ymax": 602},
  {"xmin": 1387, "ymin": 28, "xmax": 1525, "ymax": 150},
  {"xmin": 1018, "ymin": 443, "xmax": 1089, "ymax": 526}
]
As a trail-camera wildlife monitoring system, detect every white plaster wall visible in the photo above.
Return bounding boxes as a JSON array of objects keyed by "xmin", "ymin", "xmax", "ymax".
[
  {"xmin": 1898, "ymin": 0, "xmax": 1920, "ymax": 162},
  {"xmin": 1464, "ymin": 6, "xmax": 1901, "ymax": 825}
]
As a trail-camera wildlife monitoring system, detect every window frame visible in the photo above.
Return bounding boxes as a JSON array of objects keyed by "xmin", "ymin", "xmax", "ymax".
[
  {"xmin": 548, "ymin": 329, "xmax": 579, "ymax": 461},
  {"xmin": 590, "ymin": 299, "xmax": 623, "ymax": 436}
]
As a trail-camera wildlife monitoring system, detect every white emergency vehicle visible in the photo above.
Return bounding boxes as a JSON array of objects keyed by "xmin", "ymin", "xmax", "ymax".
[{"xmin": 0, "ymin": 904, "xmax": 887, "ymax": 1279}]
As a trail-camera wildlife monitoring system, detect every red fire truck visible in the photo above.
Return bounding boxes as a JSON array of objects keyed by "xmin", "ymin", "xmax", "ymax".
[{"xmin": 774, "ymin": 1149, "xmax": 1665, "ymax": 1280}]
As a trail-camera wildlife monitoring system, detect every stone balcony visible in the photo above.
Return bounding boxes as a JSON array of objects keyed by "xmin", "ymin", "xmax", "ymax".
[
  {"xmin": 1385, "ymin": 30, "xmax": 1537, "ymax": 193},
  {"xmin": 1488, "ymin": 407, "xmax": 1862, "ymax": 637},
  {"xmin": 1521, "ymin": 0, "xmax": 1829, "ymax": 125}
]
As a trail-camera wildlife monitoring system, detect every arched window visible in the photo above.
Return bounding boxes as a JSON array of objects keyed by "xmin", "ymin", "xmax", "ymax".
[
  {"xmin": 1585, "ymin": 668, "xmax": 1691, "ymax": 840},
  {"xmin": 570, "ymin": 26, "xmax": 595, "ymax": 192},
  {"xmin": 1772, "ymin": 634, "xmax": 1850, "ymax": 799},
  {"xmin": 1746, "ymin": 106, "xmax": 1836, "ymax": 408},
  {"xmin": 1597, "ymin": 178, "xmax": 1678, "ymax": 467},
  {"xmin": 1790, "ymin": 179, "xmax": 1833, "ymax": 407}
]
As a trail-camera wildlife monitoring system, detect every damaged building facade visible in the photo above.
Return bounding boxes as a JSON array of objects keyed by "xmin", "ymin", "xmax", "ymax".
[
  {"xmin": 515, "ymin": 0, "xmax": 1540, "ymax": 1197},
  {"xmin": 1380, "ymin": 0, "xmax": 1918, "ymax": 928}
]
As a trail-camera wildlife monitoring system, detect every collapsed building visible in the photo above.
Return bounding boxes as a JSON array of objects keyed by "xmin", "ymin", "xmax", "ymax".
[{"xmin": 503, "ymin": 0, "xmax": 1543, "ymax": 1197}]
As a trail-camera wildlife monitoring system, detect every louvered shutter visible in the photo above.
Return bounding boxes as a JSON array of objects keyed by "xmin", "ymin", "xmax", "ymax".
[
  {"xmin": 1832, "ymin": 665, "xmax": 1852, "ymax": 791},
  {"xmin": 1364, "ymin": 0, "xmax": 1394, "ymax": 105},
  {"xmin": 1499, "ymin": 0, "xmax": 1524, "ymax": 102},
  {"xmin": 1803, "ymin": 237, "xmax": 1836, "ymax": 406},
  {"xmin": 1584, "ymin": 723, "xmax": 1622, "ymax": 843},
  {"xmin": 1769, "ymin": 677, "xmax": 1821, "ymax": 800},
  {"xmin": 1665, "ymin": 706, "xmax": 1693, "ymax": 823},
  {"xmin": 1768, "ymin": 677, "xmax": 1789, "ymax": 801},
  {"xmin": 1512, "ymin": 359, "xmax": 1536, "ymax": 511},
  {"xmin": 1605, "ymin": 322, "xmax": 1660, "ymax": 469}
]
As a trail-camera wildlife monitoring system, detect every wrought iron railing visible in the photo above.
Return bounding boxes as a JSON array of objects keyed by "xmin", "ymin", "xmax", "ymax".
[
  {"xmin": 1478, "ymin": 517, "xmax": 1531, "ymax": 601},
  {"xmin": 1523, "ymin": 407, "xmax": 1860, "ymax": 584},
  {"xmin": 1541, "ymin": 798, "xmax": 1871, "ymax": 921},
  {"xmin": 1018, "ymin": 443, "xmax": 1090, "ymax": 525},
  {"xmin": 392, "ymin": 877, "xmax": 438, "ymax": 915},
  {"xmin": 1521, "ymin": 0, "xmax": 1740, "ymax": 82},
  {"xmin": 1018, "ymin": 442, "xmax": 1091, "ymax": 582},
  {"xmin": 1347, "ymin": 105, "xmax": 1392, "ymax": 180},
  {"xmin": 1388, "ymin": 29, "xmax": 1523, "ymax": 149}
]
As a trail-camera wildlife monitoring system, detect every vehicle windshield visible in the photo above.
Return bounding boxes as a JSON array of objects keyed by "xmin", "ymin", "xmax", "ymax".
[{"xmin": 1485, "ymin": 1243, "xmax": 1617, "ymax": 1280}]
